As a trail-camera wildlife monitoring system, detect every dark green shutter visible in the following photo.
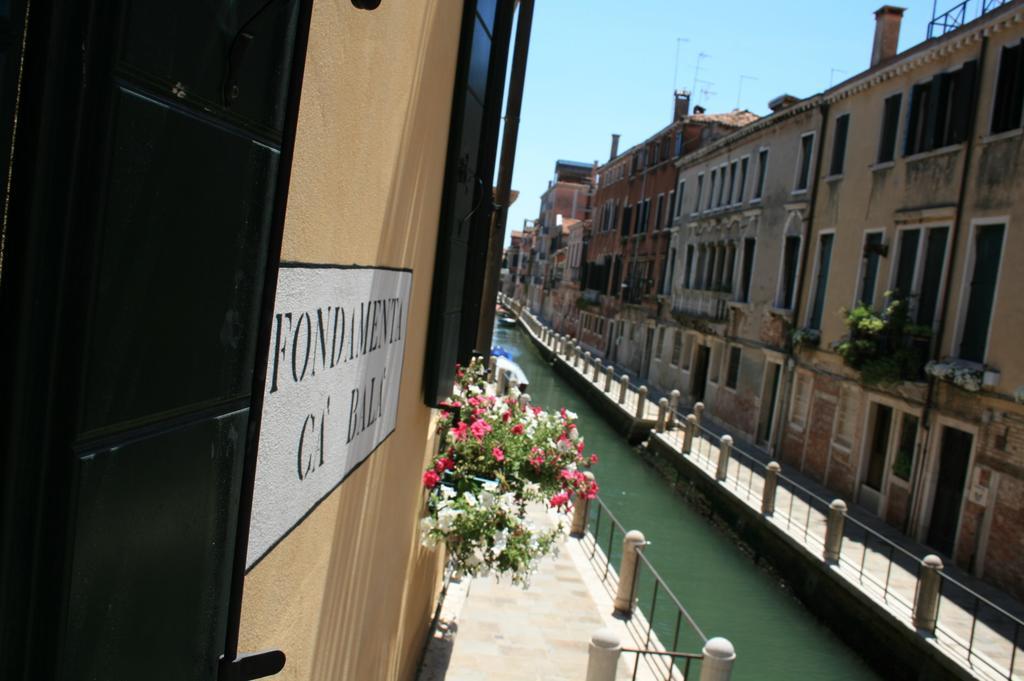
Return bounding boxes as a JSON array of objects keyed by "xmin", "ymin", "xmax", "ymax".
[
  {"xmin": 808, "ymin": 233, "xmax": 833, "ymax": 330},
  {"xmin": 960, "ymin": 224, "xmax": 1005, "ymax": 362},
  {"xmin": 917, "ymin": 227, "xmax": 949, "ymax": 327},
  {"xmin": 424, "ymin": 0, "xmax": 515, "ymax": 406},
  {"xmin": 894, "ymin": 229, "xmax": 920, "ymax": 300}
]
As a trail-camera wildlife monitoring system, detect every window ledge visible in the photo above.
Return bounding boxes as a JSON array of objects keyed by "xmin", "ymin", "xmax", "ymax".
[
  {"xmin": 825, "ymin": 174, "xmax": 843, "ymax": 183},
  {"xmin": 749, "ymin": 197, "xmax": 763, "ymax": 205},
  {"xmin": 791, "ymin": 188, "xmax": 809, "ymax": 196},
  {"xmin": 904, "ymin": 143, "xmax": 964, "ymax": 163},
  {"xmin": 871, "ymin": 161, "xmax": 895, "ymax": 172},
  {"xmin": 831, "ymin": 441, "xmax": 852, "ymax": 454},
  {"xmin": 981, "ymin": 128, "xmax": 1023, "ymax": 145},
  {"xmin": 769, "ymin": 306, "xmax": 795, "ymax": 318}
]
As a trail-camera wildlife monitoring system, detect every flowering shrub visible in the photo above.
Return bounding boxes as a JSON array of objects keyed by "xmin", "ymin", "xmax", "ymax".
[
  {"xmin": 835, "ymin": 295, "xmax": 929, "ymax": 385},
  {"xmin": 420, "ymin": 358, "xmax": 599, "ymax": 587},
  {"xmin": 925, "ymin": 359, "xmax": 984, "ymax": 393},
  {"xmin": 790, "ymin": 327, "xmax": 821, "ymax": 348}
]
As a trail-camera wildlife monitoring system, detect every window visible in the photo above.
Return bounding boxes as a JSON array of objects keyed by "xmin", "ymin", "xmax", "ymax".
[
  {"xmin": 992, "ymin": 40, "xmax": 1024, "ymax": 134},
  {"xmin": 716, "ymin": 164, "xmax": 728, "ymax": 207},
  {"xmin": 753, "ymin": 149, "xmax": 769, "ymax": 200},
  {"xmin": 892, "ymin": 226, "xmax": 949, "ymax": 327},
  {"xmin": 795, "ymin": 133, "xmax": 814, "ymax": 191},
  {"xmin": 693, "ymin": 174, "xmax": 704, "ymax": 214},
  {"xmin": 710, "ymin": 342, "xmax": 723, "ymax": 383},
  {"xmin": 904, "ymin": 60, "xmax": 978, "ymax": 156},
  {"xmin": 684, "ymin": 244, "xmax": 695, "ymax": 288},
  {"xmin": 671, "ymin": 330, "xmax": 683, "ymax": 366},
  {"xmin": 736, "ymin": 156, "xmax": 749, "ymax": 203},
  {"xmin": 641, "ymin": 198, "xmax": 651, "ymax": 233},
  {"xmin": 830, "ymin": 114, "xmax": 850, "ymax": 177},
  {"xmin": 676, "ymin": 180, "xmax": 686, "ymax": 218},
  {"xmin": 877, "ymin": 94, "xmax": 902, "ymax": 163},
  {"xmin": 682, "ymin": 334, "xmax": 694, "ymax": 369},
  {"xmin": 833, "ymin": 386, "xmax": 856, "ymax": 450},
  {"xmin": 727, "ymin": 160, "xmax": 738, "ymax": 204},
  {"xmin": 726, "ymin": 346, "xmax": 741, "ymax": 389},
  {"xmin": 654, "ymin": 194, "xmax": 664, "ymax": 231},
  {"xmin": 777, "ymin": 235, "xmax": 801, "ymax": 309},
  {"xmin": 722, "ymin": 243, "xmax": 736, "ymax": 293},
  {"xmin": 808, "ymin": 233, "xmax": 834, "ymax": 330},
  {"xmin": 858, "ymin": 232, "xmax": 884, "ymax": 306},
  {"xmin": 706, "ymin": 170, "xmax": 716, "ymax": 211},
  {"xmin": 620, "ymin": 204, "xmax": 632, "ymax": 237},
  {"xmin": 666, "ymin": 191, "xmax": 675, "ymax": 227},
  {"xmin": 739, "ymin": 238, "xmax": 756, "ymax": 302},
  {"xmin": 657, "ymin": 327, "xmax": 666, "ymax": 359},
  {"xmin": 959, "ymin": 223, "xmax": 1005, "ymax": 362},
  {"xmin": 891, "ymin": 414, "xmax": 919, "ymax": 482},
  {"xmin": 675, "ymin": 131, "xmax": 684, "ymax": 156},
  {"xmin": 790, "ymin": 372, "xmax": 812, "ymax": 428}
]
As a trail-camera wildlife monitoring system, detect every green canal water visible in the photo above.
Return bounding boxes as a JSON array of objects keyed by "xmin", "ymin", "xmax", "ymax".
[{"xmin": 493, "ymin": 323, "xmax": 880, "ymax": 681}]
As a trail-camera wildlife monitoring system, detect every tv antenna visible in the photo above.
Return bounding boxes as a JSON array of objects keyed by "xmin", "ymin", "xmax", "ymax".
[
  {"xmin": 829, "ymin": 67, "xmax": 846, "ymax": 87},
  {"xmin": 673, "ymin": 37, "xmax": 690, "ymax": 91},
  {"xmin": 736, "ymin": 74, "xmax": 758, "ymax": 109},
  {"xmin": 691, "ymin": 52, "xmax": 710, "ymax": 100}
]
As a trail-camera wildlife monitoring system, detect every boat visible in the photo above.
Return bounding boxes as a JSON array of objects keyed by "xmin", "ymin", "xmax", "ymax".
[
  {"xmin": 491, "ymin": 346, "xmax": 528, "ymax": 392},
  {"xmin": 495, "ymin": 303, "xmax": 517, "ymax": 326}
]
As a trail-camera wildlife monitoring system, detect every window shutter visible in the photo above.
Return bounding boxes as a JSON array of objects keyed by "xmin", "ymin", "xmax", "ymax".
[
  {"xmin": 424, "ymin": 0, "xmax": 515, "ymax": 406},
  {"xmin": 950, "ymin": 60, "xmax": 978, "ymax": 144}
]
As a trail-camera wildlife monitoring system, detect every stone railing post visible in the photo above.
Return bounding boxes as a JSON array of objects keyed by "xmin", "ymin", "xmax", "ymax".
[
  {"xmin": 716, "ymin": 435, "xmax": 733, "ymax": 481},
  {"xmin": 683, "ymin": 414, "xmax": 697, "ymax": 453},
  {"xmin": 604, "ymin": 366, "xmax": 614, "ymax": 392},
  {"xmin": 487, "ymin": 355, "xmax": 497, "ymax": 382},
  {"xmin": 613, "ymin": 530, "xmax": 647, "ymax": 616},
  {"xmin": 518, "ymin": 393, "xmax": 531, "ymax": 409},
  {"xmin": 913, "ymin": 555, "xmax": 944, "ymax": 633},
  {"xmin": 583, "ymin": 351, "xmax": 592, "ymax": 375},
  {"xmin": 496, "ymin": 367, "xmax": 507, "ymax": 396},
  {"xmin": 823, "ymin": 499, "xmax": 847, "ymax": 564},
  {"xmin": 570, "ymin": 472, "xmax": 595, "ymax": 537},
  {"xmin": 694, "ymin": 401, "xmax": 705, "ymax": 428},
  {"xmin": 762, "ymin": 462, "xmax": 781, "ymax": 515},
  {"xmin": 618, "ymin": 375, "xmax": 629, "ymax": 404},
  {"xmin": 699, "ymin": 637, "xmax": 736, "ymax": 681},
  {"xmin": 575, "ymin": 345, "xmax": 583, "ymax": 368},
  {"xmin": 668, "ymin": 389, "xmax": 681, "ymax": 430},
  {"xmin": 656, "ymin": 398, "xmax": 669, "ymax": 433},
  {"xmin": 593, "ymin": 358, "xmax": 603, "ymax": 382},
  {"xmin": 585, "ymin": 628, "xmax": 622, "ymax": 681},
  {"xmin": 635, "ymin": 386, "xmax": 648, "ymax": 419}
]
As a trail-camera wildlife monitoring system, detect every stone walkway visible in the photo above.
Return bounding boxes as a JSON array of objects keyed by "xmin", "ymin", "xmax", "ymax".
[
  {"xmin": 513, "ymin": 303, "xmax": 1024, "ymax": 681},
  {"xmin": 417, "ymin": 505, "xmax": 686, "ymax": 681}
]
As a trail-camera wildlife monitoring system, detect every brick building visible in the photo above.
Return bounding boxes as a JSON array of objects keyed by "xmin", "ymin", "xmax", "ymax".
[{"xmin": 581, "ymin": 92, "xmax": 758, "ymax": 380}]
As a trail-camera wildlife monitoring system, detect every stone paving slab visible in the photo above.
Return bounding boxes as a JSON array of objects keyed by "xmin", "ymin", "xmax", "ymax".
[{"xmin": 417, "ymin": 504, "xmax": 683, "ymax": 681}]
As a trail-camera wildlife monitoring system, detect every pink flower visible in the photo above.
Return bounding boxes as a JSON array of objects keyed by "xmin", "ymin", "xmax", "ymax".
[
  {"xmin": 511, "ymin": 424, "xmax": 524, "ymax": 435},
  {"xmin": 451, "ymin": 421, "xmax": 469, "ymax": 441},
  {"xmin": 491, "ymin": 447, "xmax": 505, "ymax": 463},
  {"xmin": 423, "ymin": 470, "xmax": 440, "ymax": 489},
  {"xmin": 468, "ymin": 396, "xmax": 482, "ymax": 407},
  {"xmin": 435, "ymin": 457, "xmax": 455, "ymax": 473},
  {"xmin": 532, "ymin": 406, "xmax": 542, "ymax": 416},
  {"xmin": 470, "ymin": 419, "xmax": 492, "ymax": 441},
  {"xmin": 549, "ymin": 491, "xmax": 570, "ymax": 508},
  {"xmin": 502, "ymin": 411, "xmax": 512, "ymax": 423},
  {"xmin": 577, "ymin": 441, "xmax": 585, "ymax": 454},
  {"xmin": 589, "ymin": 454, "xmax": 599, "ymax": 465}
]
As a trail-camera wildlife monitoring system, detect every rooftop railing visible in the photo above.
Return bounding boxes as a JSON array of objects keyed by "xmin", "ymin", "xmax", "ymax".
[{"xmin": 928, "ymin": 0, "xmax": 1010, "ymax": 39}]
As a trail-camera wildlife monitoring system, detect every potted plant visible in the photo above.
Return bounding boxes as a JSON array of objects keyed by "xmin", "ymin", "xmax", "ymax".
[
  {"xmin": 420, "ymin": 358, "xmax": 599, "ymax": 587},
  {"xmin": 834, "ymin": 294, "xmax": 928, "ymax": 386}
]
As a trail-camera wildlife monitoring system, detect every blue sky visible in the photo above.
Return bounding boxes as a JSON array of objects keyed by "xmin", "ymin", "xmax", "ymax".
[{"xmin": 503, "ymin": 0, "xmax": 941, "ymax": 245}]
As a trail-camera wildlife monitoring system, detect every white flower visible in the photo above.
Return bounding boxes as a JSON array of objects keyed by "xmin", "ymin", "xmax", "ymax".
[
  {"xmin": 564, "ymin": 409, "xmax": 578, "ymax": 420},
  {"xmin": 463, "ymin": 492, "xmax": 478, "ymax": 508},
  {"xmin": 437, "ymin": 507, "xmax": 462, "ymax": 531},
  {"xmin": 440, "ymin": 484, "xmax": 457, "ymax": 500}
]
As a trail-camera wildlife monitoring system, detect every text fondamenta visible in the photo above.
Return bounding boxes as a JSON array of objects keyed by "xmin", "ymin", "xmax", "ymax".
[{"xmin": 247, "ymin": 265, "xmax": 412, "ymax": 569}]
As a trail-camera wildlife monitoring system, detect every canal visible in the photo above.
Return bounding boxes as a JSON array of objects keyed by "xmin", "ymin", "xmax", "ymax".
[{"xmin": 493, "ymin": 323, "xmax": 880, "ymax": 681}]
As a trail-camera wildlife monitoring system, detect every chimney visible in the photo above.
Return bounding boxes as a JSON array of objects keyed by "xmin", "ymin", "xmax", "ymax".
[
  {"xmin": 609, "ymin": 134, "xmax": 620, "ymax": 160},
  {"xmin": 767, "ymin": 94, "xmax": 799, "ymax": 113},
  {"xmin": 871, "ymin": 6, "xmax": 905, "ymax": 67},
  {"xmin": 673, "ymin": 90, "xmax": 691, "ymax": 121}
]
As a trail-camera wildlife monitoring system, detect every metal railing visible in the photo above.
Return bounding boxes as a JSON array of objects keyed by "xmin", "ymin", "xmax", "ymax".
[
  {"xmin": 677, "ymin": 410, "xmax": 1024, "ymax": 681},
  {"xmin": 505, "ymin": 300, "xmax": 1024, "ymax": 680},
  {"xmin": 621, "ymin": 649, "xmax": 702, "ymax": 681},
  {"xmin": 581, "ymin": 495, "xmax": 708, "ymax": 679},
  {"xmin": 927, "ymin": 0, "xmax": 1009, "ymax": 38},
  {"xmin": 672, "ymin": 290, "xmax": 730, "ymax": 322}
]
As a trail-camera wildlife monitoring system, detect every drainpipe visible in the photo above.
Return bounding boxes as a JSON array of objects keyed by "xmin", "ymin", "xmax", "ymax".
[
  {"xmin": 772, "ymin": 97, "xmax": 829, "ymax": 457},
  {"xmin": 476, "ymin": 0, "xmax": 536, "ymax": 352},
  {"xmin": 906, "ymin": 35, "xmax": 989, "ymax": 535}
]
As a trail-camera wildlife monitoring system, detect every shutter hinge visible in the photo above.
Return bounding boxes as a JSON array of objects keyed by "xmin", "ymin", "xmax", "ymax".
[{"xmin": 219, "ymin": 650, "xmax": 286, "ymax": 681}]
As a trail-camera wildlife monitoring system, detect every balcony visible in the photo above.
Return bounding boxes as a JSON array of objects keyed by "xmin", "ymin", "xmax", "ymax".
[
  {"xmin": 672, "ymin": 289, "xmax": 731, "ymax": 322},
  {"xmin": 928, "ymin": 0, "xmax": 1009, "ymax": 38}
]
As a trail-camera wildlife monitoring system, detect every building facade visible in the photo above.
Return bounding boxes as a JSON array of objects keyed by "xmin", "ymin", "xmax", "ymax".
[{"xmin": 782, "ymin": 2, "xmax": 1024, "ymax": 598}]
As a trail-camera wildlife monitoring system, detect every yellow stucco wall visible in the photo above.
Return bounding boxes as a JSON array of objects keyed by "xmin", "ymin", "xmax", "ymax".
[{"xmin": 239, "ymin": 2, "xmax": 463, "ymax": 679}]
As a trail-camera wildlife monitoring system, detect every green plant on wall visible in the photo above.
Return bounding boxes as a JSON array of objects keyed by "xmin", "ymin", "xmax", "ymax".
[{"xmin": 835, "ymin": 293, "xmax": 930, "ymax": 386}]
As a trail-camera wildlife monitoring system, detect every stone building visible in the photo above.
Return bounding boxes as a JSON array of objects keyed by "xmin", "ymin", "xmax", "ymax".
[
  {"xmin": 581, "ymin": 92, "xmax": 758, "ymax": 379},
  {"xmin": 768, "ymin": 2, "xmax": 1024, "ymax": 598},
  {"xmin": 653, "ymin": 94, "xmax": 824, "ymax": 448},
  {"xmin": 0, "ymin": 1, "xmax": 532, "ymax": 679}
]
